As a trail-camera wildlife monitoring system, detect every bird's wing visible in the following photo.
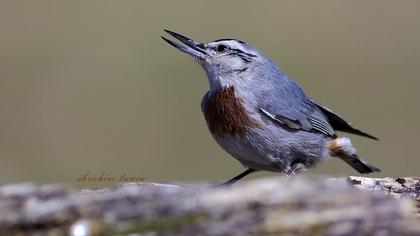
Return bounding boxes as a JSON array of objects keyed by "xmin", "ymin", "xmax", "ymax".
[
  {"xmin": 259, "ymin": 106, "xmax": 337, "ymax": 137},
  {"xmin": 253, "ymin": 71, "xmax": 377, "ymax": 139},
  {"xmin": 308, "ymin": 99, "xmax": 378, "ymax": 140},
  {"xmin": 259, "ymin": 81, "xmax": 338, "ymax": 139}
]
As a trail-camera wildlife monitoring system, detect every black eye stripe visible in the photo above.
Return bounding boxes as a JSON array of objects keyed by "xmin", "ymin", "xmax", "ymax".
[
  {"xmin": 220, "ymin": 47, "xmax": 256, "ymax": 56},
  {"xmin": 245, "ymin": 52, "xmax": 257, "ymax": 57},
  {"xmin": 216, "ymin": 45, "xmax": 257, "ymax": 63},
  {"xmin": 241, "ymin": 57, "xmax": 252, "ymax": 63},
  {"xmin": 230, "ymin": 48, "xmax": 257, "ymax": 57},
  {"xmin": 226, "ymin": 51, "xmax": 255, "ymax": 63}
]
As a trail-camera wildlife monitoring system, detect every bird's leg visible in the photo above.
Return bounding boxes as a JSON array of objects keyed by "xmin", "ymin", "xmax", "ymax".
[
  {"xmin": 284, "ymin": 162, "xmax": 306, "ymax": 177},
  {"xmin": 221, "ymin": 168, "xmax": 256, "ymax": 185}
]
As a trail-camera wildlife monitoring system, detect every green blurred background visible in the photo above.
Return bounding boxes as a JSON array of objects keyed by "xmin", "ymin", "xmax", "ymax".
[{"xmin": 0, "ymin": 1, "xmax": 419, "ymax": 187}]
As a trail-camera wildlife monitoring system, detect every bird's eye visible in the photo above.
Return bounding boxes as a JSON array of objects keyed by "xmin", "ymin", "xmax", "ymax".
[{"xmin": 216, "ymin": 44, "xmax": 228, "ymax": 52}]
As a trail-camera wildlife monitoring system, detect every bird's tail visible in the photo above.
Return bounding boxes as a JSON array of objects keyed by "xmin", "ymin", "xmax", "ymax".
[{"xmin": 327, "ymin": 137, "xmax": 380, "ymax": 174}]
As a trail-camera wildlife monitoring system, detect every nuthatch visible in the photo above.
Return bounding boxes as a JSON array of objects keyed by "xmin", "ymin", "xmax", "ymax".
[{"xmin": 162, "ymin": 30, "xmax": 380, "ymax": 184}]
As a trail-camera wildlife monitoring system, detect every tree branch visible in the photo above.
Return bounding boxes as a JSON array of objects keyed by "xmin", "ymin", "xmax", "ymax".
[{"xmin": 0, "ymin": 176, "xmax": 419, "ymax": 235}]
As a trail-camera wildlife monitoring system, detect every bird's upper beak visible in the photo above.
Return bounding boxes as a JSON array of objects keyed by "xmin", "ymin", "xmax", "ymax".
[{"xmin": 161, "ymin": 30, "xmax": 207, "ymax": 59}]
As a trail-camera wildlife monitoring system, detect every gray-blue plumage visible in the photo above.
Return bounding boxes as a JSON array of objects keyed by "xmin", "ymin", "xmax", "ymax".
[
  {"xmin": 213, "ymin": 60, "xmax": 335, "ymax": 174},
  {"xmin": 162, "ymin": 30, "xmax": 380, "ymax": 183},
  {"xmin": 256, "ymin": 71, "xmax": 336, "ymax": 137}
]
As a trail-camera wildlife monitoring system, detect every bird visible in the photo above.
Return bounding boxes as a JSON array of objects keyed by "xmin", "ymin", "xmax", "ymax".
[{"xmin": 161, "ymin": 29, "xmax": 380, "ymax": 185}]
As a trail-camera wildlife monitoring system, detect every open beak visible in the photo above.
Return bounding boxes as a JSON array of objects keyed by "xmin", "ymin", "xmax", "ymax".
[{"xmin": 161, "ymin": 29, "xmax": 207, "ymax": 59}]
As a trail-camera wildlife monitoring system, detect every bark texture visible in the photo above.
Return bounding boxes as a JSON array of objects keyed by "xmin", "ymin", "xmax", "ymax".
[{"xmin": 0, "ymin": 176, "xmax": 419, "ymax": 236}]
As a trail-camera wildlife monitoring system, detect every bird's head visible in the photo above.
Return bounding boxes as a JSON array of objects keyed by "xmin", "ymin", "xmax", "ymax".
[{"xmin": 162, "ymin": 30, "xmax": 275, "ymax": 91}]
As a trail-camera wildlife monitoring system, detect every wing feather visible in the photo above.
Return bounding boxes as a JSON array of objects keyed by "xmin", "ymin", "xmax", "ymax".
[
  {"xmin": 309, "ymin": 99, "xmax": 378, "ymax": 140},
  {"xmin": 260, "ymin": 107, "xmax": 336, "ymax": 137}
]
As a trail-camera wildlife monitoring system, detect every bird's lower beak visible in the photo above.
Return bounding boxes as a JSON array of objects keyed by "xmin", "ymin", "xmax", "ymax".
[{"xmin": 161, "ymin": 30, "xmax": 207, "ymax": 59}]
